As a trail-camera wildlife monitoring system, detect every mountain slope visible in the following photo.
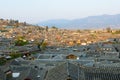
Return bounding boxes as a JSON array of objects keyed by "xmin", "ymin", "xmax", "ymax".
[{"xmin": 38, "ymin": 14, "xmax": 120, "ymax": 29}]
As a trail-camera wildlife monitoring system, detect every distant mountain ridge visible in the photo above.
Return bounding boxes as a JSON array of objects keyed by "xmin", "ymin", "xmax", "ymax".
[{"xmin": 38, "ymin": 14, "xmax": 120, "ymax": 29}]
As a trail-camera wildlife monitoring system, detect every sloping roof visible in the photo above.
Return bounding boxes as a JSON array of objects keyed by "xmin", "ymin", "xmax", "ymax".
[
  {"xmin": 0, "ymin": 68, "xmax": 6, "ymax": 80},
  {"xmin": 10, "ymin": 59, "xmax": 21, "ymax": 66},
  {"xmin": 9, "ymin": 65, "xmax": 47, "ymax": 80},
  {"xmin": 83, "ymin": 67, "xmax": 120, "ymax": 80},
  {"xmin": 19, "ymin": 67, "xmax": 47, "ymax": 80},
  {"xmin": 45, "ymin": 62, "xmax": 79, "ymax": 80},
  {"xmin": 38, "ymin": 54, "xmax": 51, "ymax": 59},
  {"xmin": 52, "ymin": 54, "xmax": 63, "ymax": 60},
  {"xmin": 6, "ymin": 67, "xmax": 30, "ymax": 80},
  {"xmin": 26, "ymin": 68, "xmax": 38, "ymax": 80},
  {"xmin": 45, "ymin": 62, "xmax": 68, "ymax": 80}
]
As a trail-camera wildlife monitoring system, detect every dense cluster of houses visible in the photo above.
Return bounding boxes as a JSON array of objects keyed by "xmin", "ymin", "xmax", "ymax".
[
  {"xmin": 0, "ymin": 20, "xmax": 120, "ymax": 80},
  {"xmin": 0, "ymin": 38, "xmax": 120, "ymax": 80},
  {"xmin": 1, "ymin": 23, "xmax": 120, "ymax": 47}
]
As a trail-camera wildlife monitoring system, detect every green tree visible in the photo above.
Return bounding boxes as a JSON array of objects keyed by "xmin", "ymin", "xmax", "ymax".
[
  {"xmin": 15, "ymin": 36, "xmax": 28, "ymax": 46},
  {"xmin": 77, "ymin": 30, "xmax": 81, "ymax": 33},
  {"xmin": 106, "ymin": 27, "xmax": 112, "ymax": 33},
  {"xmin": 0, "ymin": 57, "xmax": 7, "ymax": 65},
  {"xmin": 51, "ymin": 26, "xmax": 58, "ymax": 29},
  {"xmin": 45, "ymin": 26, "xmax": 48, "ymax": 32},
  {"xmin": 37, "ymin": 40, "xmax": 47, "ymax": 50},
  {"xmin": 10, "ymin": 53, "xmax": 21, "ymax": 59}
]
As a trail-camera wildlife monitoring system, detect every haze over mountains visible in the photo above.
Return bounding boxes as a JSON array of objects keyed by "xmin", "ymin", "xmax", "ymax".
[{"xmin": 38, "ymin": 14, "xmax": 120, "ymax": 29}]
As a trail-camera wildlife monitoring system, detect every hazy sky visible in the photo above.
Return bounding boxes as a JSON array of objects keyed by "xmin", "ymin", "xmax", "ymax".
[{"xmin": 0, "ymin": 0, "xmax": 120, "ymax": 23}]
